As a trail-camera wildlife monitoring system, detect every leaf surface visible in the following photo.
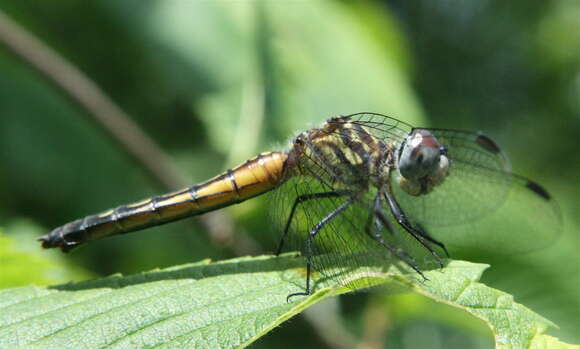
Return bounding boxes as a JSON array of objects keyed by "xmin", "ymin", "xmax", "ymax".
[{"xmin": 0, "ymin": 256, "xmax": 576, "ymax": 349}]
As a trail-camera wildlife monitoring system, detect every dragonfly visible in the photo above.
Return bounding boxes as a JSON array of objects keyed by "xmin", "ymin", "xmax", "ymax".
[{"xmin": 39, "ymin": 112, "xmax": 561, "ymax": 299}]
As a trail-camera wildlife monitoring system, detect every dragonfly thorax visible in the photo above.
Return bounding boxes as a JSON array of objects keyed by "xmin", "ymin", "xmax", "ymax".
[{"xmin": 396, "ymin": 129, "xmax": 449, "ymax": 196}]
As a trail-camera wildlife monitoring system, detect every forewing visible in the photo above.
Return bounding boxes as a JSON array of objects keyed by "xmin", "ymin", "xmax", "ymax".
[
  {"xmin": 393, "ymin": 129, "xmax": 511, "ymax": 226},
  {"xmin": 390, "ymin": 129, "xmax": 561, "ymax": 252},
  {"xmin": 333, "ymin": 117, "xmax": 519, "ymax": 228},
  {"xmin": 329, "ymin": 112, "xmax": 411, "ymax": 146}
]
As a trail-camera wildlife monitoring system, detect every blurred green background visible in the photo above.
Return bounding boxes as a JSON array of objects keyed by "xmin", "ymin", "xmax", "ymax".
[{"xmin": 0, "ymin": 1, "xmax": 578, "ymax": 348}]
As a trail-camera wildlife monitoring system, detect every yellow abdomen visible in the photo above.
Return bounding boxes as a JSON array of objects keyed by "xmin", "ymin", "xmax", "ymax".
[{"xmin": 39, "ymin": 152, "xmax": 288, "ymax": 251}]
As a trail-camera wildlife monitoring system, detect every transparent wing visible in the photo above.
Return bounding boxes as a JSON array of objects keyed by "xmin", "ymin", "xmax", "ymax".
[
  {"xmin": 270, "ymin": 174, "xmax": 434, "ymax": 292},
  {"xmin": 402, "ymin": 173, "xmax": 561, "ymax": 253},
  {"xmin": 389, "ymin": 129, "xmax": 561, "ymax": 252},
  {"xmin": 331, "ymin": 115, "xmax": 561, "ymax": 253},
  {"xmin": 333, "ymin": 115, "xmax": 517, "ymax": 226},
  {"xmin": 392, "ymin": 128, "xmax": 512, "ymax": 226},
  {"xmin": 330, "ymin": 112, "xmax": 411, "ymax": 146},
  {"xmin": 270, "ymin": 123, "xmax": 438, "ymax": 290},
  {"xmin": 270, "ymin": 112, "xmax": 560, "ymax": 292}
]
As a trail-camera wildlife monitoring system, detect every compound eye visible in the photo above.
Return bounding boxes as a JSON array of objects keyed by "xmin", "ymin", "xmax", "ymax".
[
  {"xmin": 398, "ymin": 130, "xmax": 442, "ymax": 180},
  {"xmin": 416, "ymin": 153, "xmax": 424, "ymax": 164}
]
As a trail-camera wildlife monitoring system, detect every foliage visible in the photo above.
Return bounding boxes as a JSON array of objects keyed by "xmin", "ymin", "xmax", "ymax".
[
  {"xmin": 0, "ymin": 257, "xmax": 576, "ymax": 348},
  {"xmin": 0, "ymin": 230, "xmax": 89, "ymax": 288},
  {"xmin": 0, "ymin": 0, "xmax": 578, "ymax": 347}
]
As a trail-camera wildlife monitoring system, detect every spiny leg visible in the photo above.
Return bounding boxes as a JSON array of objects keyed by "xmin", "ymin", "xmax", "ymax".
[
  {"xmin": 383, "ymin": 190, "xmax": 446, "ymax": 268},
  {"xmin": 380, "ymin": 192, "xmax": 450, "ymax": 258},
  {"xmin": 366, "ymin": 193, "xmax": 427, "ymax": 280},
  {"xmin": 415, "ymin": 222, "xmax": 450, "ymax": 258},
  {"xmin": 276, "ymin": 190, "xmax": 350, "ymax": 256},
  {"xmin": 286, "ymin": 198, "xmax": 354, "ymax": 302},
  {"xmin": 364, "ymin": 194, "xmax": 385, "ymax": 236}
]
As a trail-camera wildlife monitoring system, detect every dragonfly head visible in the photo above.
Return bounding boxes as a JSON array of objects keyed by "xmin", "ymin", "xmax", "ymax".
[{"xmin": 397, "ymin": 129, "xmax": 450, "ymax": 196}]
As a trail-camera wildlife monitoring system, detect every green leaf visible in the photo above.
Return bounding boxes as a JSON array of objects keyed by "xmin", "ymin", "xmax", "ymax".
[
  {"xmin": 0, "ymin": 230, "xmax": 90, "ymax": 289},
  {"xmin": 0, "ymin": 256, "xmax": 577, "ymax": 349},
  {"xmin": 402, "ymin": 261, "xmax": 577, "ymax": 349},
  {"xmin": 149, "ymin": 0, "xmax": 425, "ymax": 162}
]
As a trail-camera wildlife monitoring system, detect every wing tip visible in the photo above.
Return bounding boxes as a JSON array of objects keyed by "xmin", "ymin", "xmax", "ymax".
[
  {"xmin": 525, "ymin": 180, "xmax": 552, "ymax": 200},
  {"xmin": 475, "ymin": 134, "xmax": 501, "ymax": 154}
]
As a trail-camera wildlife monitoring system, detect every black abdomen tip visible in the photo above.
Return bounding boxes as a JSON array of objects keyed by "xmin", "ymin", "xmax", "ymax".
[
  {"xmin": 37, "ymin": 227, "xmax": 78, "ymax": 252},
  {"xmin": 37, "ymin": 234, "xmax": 51, "ymax": 248}
]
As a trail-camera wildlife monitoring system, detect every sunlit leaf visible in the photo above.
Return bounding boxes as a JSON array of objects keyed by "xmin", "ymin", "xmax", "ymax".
[
  {"xmin": 0, "ymin": 255, "xmax": 576, "ymax": 348},
  {"xmin": 0, "ymin": 230, "xmax": 89, "ymax": 289}
]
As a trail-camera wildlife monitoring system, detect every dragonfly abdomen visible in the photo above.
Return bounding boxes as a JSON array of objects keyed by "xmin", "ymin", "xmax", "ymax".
[{"xmin": 39, "ymin": 152, "xmax": 288, "ymax": 251}]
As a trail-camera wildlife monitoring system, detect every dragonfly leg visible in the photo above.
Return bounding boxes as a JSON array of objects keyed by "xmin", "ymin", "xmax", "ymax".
[
  {"xmin": 364, "ymin": 195, "xmax": 381, "ymax": 235},
  {"xmin": 364, "ymin": 193, "xmax": 428, "ymax": 280},
  {"xmin": 365, "ymin": 193, "xmax": 399, "ymax": 237},
  {"xmin": 286, "ymin": 198, "xmax": 354, "ymax": 302},
  {"xmin": 414, "ymin": 222, "xmax": 450, "ymax": 258},
  {"xmin": 383, "ymin": 190, "xmax": 446, "ymax": 268},
  {"xmin": 375, "ymin": 199, "xmax": 449, "ymax": 258},
  {"xmin": 372, "ymin": 207, "xmax": 428, "ymax": 280},
  {"xmin": 276, "ymin": 190, "xmax": 350, "ymax": 256}
]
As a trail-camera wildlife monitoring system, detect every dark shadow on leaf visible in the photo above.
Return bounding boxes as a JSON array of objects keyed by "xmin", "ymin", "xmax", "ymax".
[
  {"xmin": 51, "ymin": 253, "xmax": 305, "ymax": 292},
  {"xmin": 49, "ymin": 251, "xmax": 442, "ymax": 295}
]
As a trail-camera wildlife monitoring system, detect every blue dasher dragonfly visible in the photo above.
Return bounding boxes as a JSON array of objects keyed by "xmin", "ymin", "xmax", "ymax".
[{"xmin": 39, "ymin": 113, "xmax": 561, "ymax": 299}]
